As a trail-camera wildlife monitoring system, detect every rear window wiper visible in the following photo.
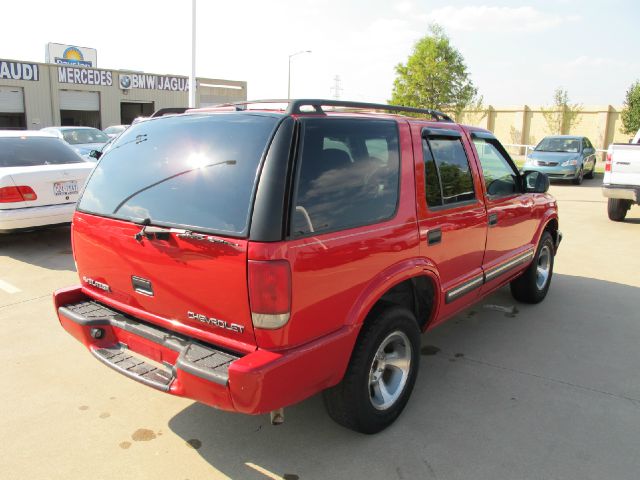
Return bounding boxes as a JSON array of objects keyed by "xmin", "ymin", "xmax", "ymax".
[
  {"xmin": 134, "ymin": 218, "xmax": 171, "ymax": 242},
  {"xmin": 112, "ymin": 160, "xmax": 237, "ymax": 215}
]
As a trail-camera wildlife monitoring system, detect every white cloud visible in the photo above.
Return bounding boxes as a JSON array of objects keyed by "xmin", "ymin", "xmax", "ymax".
[
  {"xmin": 394, "ymin": 1, "xmax": 414, "ymax": 14},
  {"xmin": 422, "ymin": 6, "xmax": 580, "ymax": 32}
]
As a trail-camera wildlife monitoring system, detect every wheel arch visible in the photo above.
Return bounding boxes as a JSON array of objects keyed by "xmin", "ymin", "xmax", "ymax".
[{"xmin": 345, "ymin": 258, "xmax": 441, "ymax": 333}]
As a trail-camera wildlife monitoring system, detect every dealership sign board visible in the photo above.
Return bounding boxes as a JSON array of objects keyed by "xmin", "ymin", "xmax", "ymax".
[
  {"xmin": 0, "ymin": 60, "xmax": 39, "ymax": 81},
  {"xmin": 119, "ymin": 73, "xmax": 189, "ymax": 91},
  {"xmin": 58, "ymin": 66, "xmax": 112, "ymax": 86},
  {"xmin": 46, "ymin": 43, "xmax": 97, "ymax": 67}
]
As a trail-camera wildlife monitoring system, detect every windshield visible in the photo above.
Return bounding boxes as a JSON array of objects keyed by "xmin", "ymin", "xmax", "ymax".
[
  {"xmin": 104, "ymin": 126, "xmax": 127, "ymax": 135},
  {"xmin": 78, "ymin": 113, "xmax": 280, "ymax": 236},
  {"xmin": 62, "ymin": 128, "xmax": 109, "ymax": 145},
  {"xmin": 0, "ymin": 137, "xmax": 84, "ymax": 167},
  {"xmin": 535, "ymin": 137, "xmax": 581, "ymax": 153}
]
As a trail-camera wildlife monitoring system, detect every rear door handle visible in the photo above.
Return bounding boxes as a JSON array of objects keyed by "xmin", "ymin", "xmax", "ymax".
[
  {"xmin": 488, "ymin": 213, "xmax": 498, "ymax": 226},
  {"xmin": 427, "ymin": 228, "xmax": 442, "ymax": 245}
]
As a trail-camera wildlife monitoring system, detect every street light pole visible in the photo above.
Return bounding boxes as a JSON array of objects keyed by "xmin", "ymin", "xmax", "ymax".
[
  {"xmin": 189, "ymin": 0, "xmax": 197, "ymax": 108},
  {"xmin": 287, "ymin": 50, "xmax": 311, "ymax": 99}
]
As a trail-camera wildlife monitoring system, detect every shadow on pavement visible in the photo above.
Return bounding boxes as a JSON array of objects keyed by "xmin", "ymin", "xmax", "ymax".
[
  {"xmin": 169, "ymin": 273, "xmax": 640, "ymax": 480},
  {"xmin": 550, "ymin": 172, "xmax": 602, "ymax": 190},
  {"xmin": 0, "ymin": 225, "xmax": 75, "ymax": 271}
]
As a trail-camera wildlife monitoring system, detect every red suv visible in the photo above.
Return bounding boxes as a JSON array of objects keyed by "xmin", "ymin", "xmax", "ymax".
[{"xmin": 54, "ymin": 100, "xmax": 560, "ymax": 433}]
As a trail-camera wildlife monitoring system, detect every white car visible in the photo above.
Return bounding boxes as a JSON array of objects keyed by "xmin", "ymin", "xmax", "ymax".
[
  {"xmin": 41, "ymin": 126, "xmax": 110, "ymax": 161},
  {"xmin": 0, "ymin": 131, "xmax": 94, "ymax": 233},
  {"xmin": 103, "ymin": 124, "xmax": 129, "ymax": 139}
]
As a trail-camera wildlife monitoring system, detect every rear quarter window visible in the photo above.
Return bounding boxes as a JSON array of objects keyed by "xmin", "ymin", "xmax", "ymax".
[
  {"xmin": 0, "ymin": 137, "xmax": 84, "ymax": 167},
  {"xmin": 78, "ymin": 113, "xmax": 280, "ymax": 236},
  {"xmin": 291, "ymin": 118, "xmax": 400, "ymax": 237}
]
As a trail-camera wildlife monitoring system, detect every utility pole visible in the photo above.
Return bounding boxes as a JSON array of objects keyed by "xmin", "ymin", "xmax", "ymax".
[
  {"xmin": 330, "ymin": 75, "xmax": 343, "ymax": 99},
  {"xmin": 287, "ymin": 50, "xmax": 312, "ymax": 99},
  {"xmin": 189, "ymin": 0, "xmax": 197, "ymax": 108}
]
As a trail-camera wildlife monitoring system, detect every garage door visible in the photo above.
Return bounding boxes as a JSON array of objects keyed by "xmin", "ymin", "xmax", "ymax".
[
  {"xmin": 59, "ymin": 90, "xmax": 99, "ymax": 111},
  {"xmin": 0, "ymin": 86, "xmax": 24, "ymax": 113}
]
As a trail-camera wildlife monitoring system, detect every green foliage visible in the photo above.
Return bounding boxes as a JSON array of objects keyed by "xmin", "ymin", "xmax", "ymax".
[
  {"xmin": 390, "ymin": 24, "xmax": 478, "ymax": 120},
  {"xmin": 541, "ymin": 87, "xmax": 582, "ymax": 134},
  {"xmin": 621, "ymin": 80, "xmax": 640, "ymax": 135}
]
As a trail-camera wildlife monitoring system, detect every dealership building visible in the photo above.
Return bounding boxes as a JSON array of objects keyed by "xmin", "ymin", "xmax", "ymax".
[{"xmin": 0, "ymin": 43, "xmax": 247, "ymax": 130}]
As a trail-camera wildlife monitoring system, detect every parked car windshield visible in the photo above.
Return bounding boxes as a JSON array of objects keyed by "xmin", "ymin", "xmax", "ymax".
[
  {"xmin": 535, "ymin": 137, "xmax": 581, "ymax": 153},
  {"xmin": 78, "ymin": 113, "xmax": 280, "ymax": 236},
  {"xmin": 104, "ymin": 125, "xmax": 127, "ymax": 135},
  {"xmin": 0, "ymin": 137, "xmax": 84, "ymax": 167},
  {"xmin": 62, "ymin": 128, "xmax": 109, "ymax": 145}
]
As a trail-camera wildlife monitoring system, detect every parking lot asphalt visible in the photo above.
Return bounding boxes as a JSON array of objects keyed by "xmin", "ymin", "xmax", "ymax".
[{"xmin": 1, "ymin": 174, "xmax": 639, "ymax": 480}]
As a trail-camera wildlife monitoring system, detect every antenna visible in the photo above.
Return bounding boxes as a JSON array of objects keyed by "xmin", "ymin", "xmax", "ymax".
[{"xmin": 330, "ymin": 75, "xmax": 343, "ymax": 100}]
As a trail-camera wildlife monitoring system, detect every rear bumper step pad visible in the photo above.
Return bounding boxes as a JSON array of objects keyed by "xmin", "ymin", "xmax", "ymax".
[{"xmin": 60, "ymin": 300, "xmax": 240, "ymax": 389}]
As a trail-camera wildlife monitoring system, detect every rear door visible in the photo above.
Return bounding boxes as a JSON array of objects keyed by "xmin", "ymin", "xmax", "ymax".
[
  {"xmin": 467, "ymin": 132, "xmax": 538, "ymax": 291},
  {"xmin": 609, "ymin": 144, "xmax": 640, "ymax": 186},
  {"xmin": 413, "ymin": 123, "xmax": 487, "ymax": 324}
]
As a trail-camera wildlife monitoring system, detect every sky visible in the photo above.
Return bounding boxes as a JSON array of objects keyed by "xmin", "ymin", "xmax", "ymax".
[{"xmin": 1, "ymin": 0, "xmax": 638, "ymax": 106}]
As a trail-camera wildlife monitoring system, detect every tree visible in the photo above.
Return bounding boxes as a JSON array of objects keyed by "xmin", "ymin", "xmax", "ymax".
[
  {"xmin": 390, "ymin": 24, "xmax": 479, "ymax": 120},
  {"xmin": 541, "ymin": 87, "xmax": 582, "ymax": 134},
  {"xmin": 621, "ymin": 80, "xmax": 640, "ymax": 135}
]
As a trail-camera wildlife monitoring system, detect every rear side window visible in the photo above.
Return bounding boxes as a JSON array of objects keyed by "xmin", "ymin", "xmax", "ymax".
[
  {"xmin": 423, "ymin": 133, "xmax": 475, "ymax": 208},
  {"xmin": 291, "ymin": 118, "xmax": 400, "ymax": 237},
  {"xmin": 78, "ymin": 113, "xmax": 280, "ymax": 236},
  {"xmin": 0, "ymin": 137, "xmax": 83, "ymax": 167}
]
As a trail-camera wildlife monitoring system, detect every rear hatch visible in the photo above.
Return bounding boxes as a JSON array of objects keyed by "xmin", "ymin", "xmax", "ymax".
[
  {"xmin": 73, "ymin": 112, "xmax": 283, "ymax": 348},
  {"xmin": 608, "ymin": 144, "xmax": 640, "ymax": 186},
  {"xmin": 0, "ymin": 136, "xmax": 92, "ymax": 209}
]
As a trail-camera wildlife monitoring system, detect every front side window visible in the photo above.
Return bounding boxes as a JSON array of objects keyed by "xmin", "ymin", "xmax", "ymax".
[
  {"xmin": 423, "ymin": 135, "xmax": 475, "ymax": 208},
  {"xmin": 291, "ymin": 118, "xmax": 400, "ymax": 237},
  {"xmin": 78, "ymin": 113, "xmax": 280, "ymax": 236},
  {"xmin": 473, "ymin": 138, "xmax": 519, "ymax": 197}
]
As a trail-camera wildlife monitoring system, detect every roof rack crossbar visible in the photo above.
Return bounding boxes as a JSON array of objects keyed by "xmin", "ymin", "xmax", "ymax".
[{"xmin": 208, "ymin": 99, "xmax": 453, "ymax": 122}]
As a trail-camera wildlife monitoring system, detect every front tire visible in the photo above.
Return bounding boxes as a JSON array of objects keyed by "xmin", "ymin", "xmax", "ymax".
[
  {"xmin": 572, "ymin": 167, "xmax": 584, "ymax": 185},
  {"xmin": 510, "ymin": 231, "xmax": 555, "ymax": 304},
  {"xmin": 323, "ymin": 306, "xmax": 421, "ymax": 434},
  {"xmin": 607, "ymin": 198, "xmax": 631, "ymax": 221}
]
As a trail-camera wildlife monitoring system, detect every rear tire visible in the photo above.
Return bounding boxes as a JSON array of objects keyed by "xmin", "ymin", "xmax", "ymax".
[
  {"xmin": 323, "ymin": 306, "xmax": 421, "ymax": 434},
  {"xmin": 510, "ymin": 232, "xmax": 554, "ymax": 304},
  {"xmin": 584, "ymin": 162, "xmax": 595, "ymax": 179},
  {"xmin": 607, "ymin": 198, "xmax": 631, "ymax": 221}
]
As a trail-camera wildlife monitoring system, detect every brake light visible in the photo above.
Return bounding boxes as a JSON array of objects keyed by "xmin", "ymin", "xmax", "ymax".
[
  {"xmin": 605, "ymin": 153, "xmax": 612, "ymax": 172},
  {"xmin": 248, "ymin": 260, "xmax": 291, "ymax": 329},
  {"xmin": 0, "ymin": 186, "xmax": 37, "ymax": 203}
]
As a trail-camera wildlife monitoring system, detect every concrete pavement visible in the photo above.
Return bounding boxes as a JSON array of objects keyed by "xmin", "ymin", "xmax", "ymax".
[{"xmin": 1, "ymin": 174, "xmax": 639, "ymax": 480}]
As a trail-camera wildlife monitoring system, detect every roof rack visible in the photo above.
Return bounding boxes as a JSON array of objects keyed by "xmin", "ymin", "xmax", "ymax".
[
  {"xmin": 208, "ymin": 99, "xmax": 453, "ymax": 122},
  {"xmin": 150, "ymin": 107, "xmax": 188, "ymax": 118}
]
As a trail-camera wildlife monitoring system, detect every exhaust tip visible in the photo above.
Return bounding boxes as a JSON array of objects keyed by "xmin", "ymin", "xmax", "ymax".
[{"xmin": 270, "ymin": 408, "xmax": 284, "ymax": 426}]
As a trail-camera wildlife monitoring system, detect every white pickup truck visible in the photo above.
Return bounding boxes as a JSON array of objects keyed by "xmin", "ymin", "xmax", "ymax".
[{"xmin": 603, "ymin": 129, "xmax": 640, "ymax": 221}]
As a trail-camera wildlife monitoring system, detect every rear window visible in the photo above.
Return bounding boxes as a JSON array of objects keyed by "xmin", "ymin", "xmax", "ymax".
[
  {"xmin": 78, "ymin": 113, "xmax": 280, "ymax": 236},
  {"xmin": 0, "ymin": 137, "xmax": 84, "ymax": 167},
  {"xmin": 291, "ymin": 118, "xmax": 400, "ymax": 237}
]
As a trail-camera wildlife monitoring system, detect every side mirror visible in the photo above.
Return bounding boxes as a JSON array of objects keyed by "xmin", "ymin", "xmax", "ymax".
[
  {"xmin": 89, "ymin": 149, "xmax": 102, "ymax": 160},
  {"xmin": 523, "ymin": 171, "xmax": 550, "ymax": 193}
]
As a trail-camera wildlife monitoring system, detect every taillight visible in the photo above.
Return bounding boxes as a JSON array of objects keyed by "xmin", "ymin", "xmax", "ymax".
[
  {"xmin": 605, "ymin": 153, "xmax": 612, "ymax": 172},
  {"xmin": 0, "ymin": 186, "xmax": 37, "ymax": 203},
  {"xmin": 248, "ymin": 260, "xmax": 291, "ymax": 329}
]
